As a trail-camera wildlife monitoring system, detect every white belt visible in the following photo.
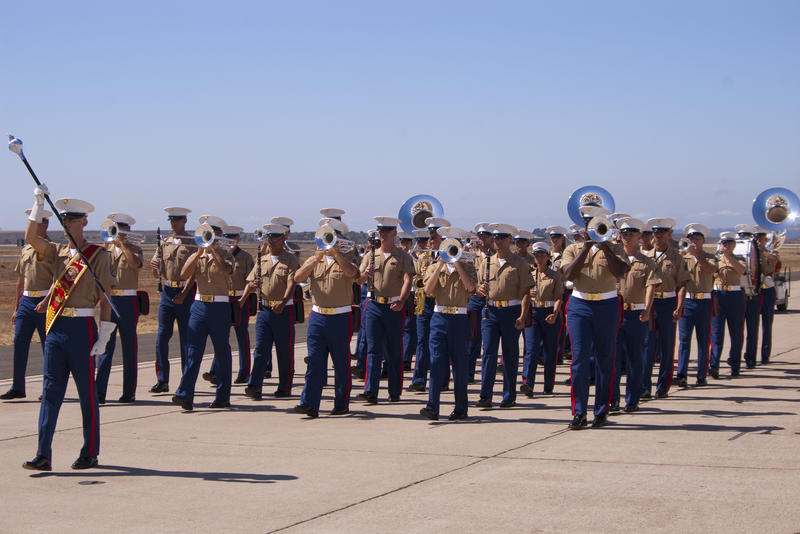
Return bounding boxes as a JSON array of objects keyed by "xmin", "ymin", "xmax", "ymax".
[
  {"xmin": 260, "ymin": 299, "xmax": 293, "ymax": 308},
  {"xmin": 713, "ymin": 285, "xmax": 740, "ymax": 292},
  {"xmin": 761, "ymin": 276, "xmax": 774, "ymax": 289},
  {"xmin": 571, "ymin": 290, "xmax": 617, "ymax": 302},
  {"xmin": 688, "ymin": 292, "xmax": 712, "ymax": 300},
  {"xmin": 487, "ymin": 299, "xmax": 522, "ymax": 307},
  {"xmin": 533, "ymin": 300, "xmax": 555, "ymax": 308},
  {"xmin": 434, "ymin": 305, "xmax": 467, "ymax": 315},
  {"xmin": 312, "ymin": 305, "xmax": 351, "ymax": 315},
  {"xmin": 110, "ymin": 289, "xmax": 137, "ymax": 296},
  {"xmin": 229, "ymin": 289, "xmax": 244, "ymax": 297},
  {"xmin": 623, "ymin": 302, "xmax": 646, "ymax": 311},
  {"xmin": 195, "ymin": 294, "xmax": 229, "ymax": 303},
  {"xmin": 653, "ymin": 291, "xmax": 677, "ymax": 299},
  {"xmin": 163, "ymin": 280, "xmax": 187, "ymax": 288},
  {"xmin": 60, "ymin": 307, "xmax": 95, "ymax": 318},
  {"xmin": 23, "ymin": 289, "xmax": 49, "ymax": 298}
]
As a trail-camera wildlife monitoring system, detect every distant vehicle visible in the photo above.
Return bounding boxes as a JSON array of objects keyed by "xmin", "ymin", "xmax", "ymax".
[{"xmin": 774, "ymin": 266, "xmax": 791, "ymax": 312}]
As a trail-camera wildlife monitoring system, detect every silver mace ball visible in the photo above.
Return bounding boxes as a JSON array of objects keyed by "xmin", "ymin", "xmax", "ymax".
[{"xmin": 8, "ymin": 134, "xmax": 24, "ymax": 157}]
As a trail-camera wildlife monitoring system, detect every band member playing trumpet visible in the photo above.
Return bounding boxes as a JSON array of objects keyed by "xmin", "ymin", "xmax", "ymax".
[
  {"xmin": 149, "ymin": 207, "xmax": 196, "ymax": 394},
  {"xmin": 95, "ymin": 213, "xmax": 143, "ymax": 404},
  {"xmin": 357, "ymin": 217, "xmax": 415, "ymax": 404},
  {"xmin": 241, "ymin": 224, "xmax": 299, "ymax": 401},
  {"xmin": 562, "ymin": 206, "xmax": 630, "ymax": 429},
  {"xmin": 418, "ymin": 228, "xmax": 477, "ymax": 421},
  {"xmin": 709, "ymin": 232, "xmax": 747, "ymax": 377},
  {"xmin": 475, "ymin": 223, "xmax": 533, "ymax": 409},
  {"xmin": 172, "ymin": 216, "xmax": 234, "ymax": 410},
  {"xmin": 2, "ymin": 209, "xmax": 54, "ymax": 401},
  {"xmin": 676, "ymin": 224, "xmax": 717, "ymax": 387},
  {"xmin": 293, "ymin": 229, "xmax": 360, "ymax": 418},
  {"xmin": 611, "ymin": 218, "xmax": 659, "ymax": 413}
]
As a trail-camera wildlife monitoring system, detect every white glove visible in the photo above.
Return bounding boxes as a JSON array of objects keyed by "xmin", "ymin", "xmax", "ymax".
[{"xmin": 90, "ymin": 320, "xmax": 116, "ymax": 356}]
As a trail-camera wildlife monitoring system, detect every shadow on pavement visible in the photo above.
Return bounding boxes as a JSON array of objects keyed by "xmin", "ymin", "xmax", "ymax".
[{"xmin": 30, "ymin": 465, "xmax": 298, "ymax": 484}]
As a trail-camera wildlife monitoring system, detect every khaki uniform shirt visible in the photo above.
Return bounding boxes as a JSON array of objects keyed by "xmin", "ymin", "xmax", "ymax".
[
  {"xmin": 684, "ymin": 252, "xmax": 717, "ymax": 293},
  {"xmin": 305, "ymin": 255, "xmax": 358, "ymax": 308},
  {"xmin": 230, "ymin": 247, "xmax": 255, "ymax": 292},
  {"xmin": 424, "ymin": 263, "xmax": 477, "ymax": 308},
  {"xmin": 761, "ymin": 251, "xmax": 778, "ymax": 276},
  {"xmin": 193, "ymin": 246, "xmax": 234, "ymax": 296},
  {"xmin": 550, "ymin": 251, "xmax": 564, "ymax": 271},
  {"xmin": 716, "ymin": 254, "xmax": 746, "ymax": 287},
  {"xmin": 562, "ymin": 242, "xmax": 631, "ymax": 294},
  {"xmin": 532, "ymin": 266, "xmax": 565, "ymax": 306},
  {"xmin": 519, "ymin": 252, "xmax": 536, "ymax": 269},
  {"xmin": 246, "ymin": 250, "xmax": 299, "ymax": 301},
  {"xmin": 153, "ymin": 235, "xmax": 194, "ymax": 282},
  {"xmin": 15, "ymin": 243, "xmax": 56, "ymax": 292},
  {"xmin": 360, "ymin": 246, "xmax": 416, "ymax": 297},
  {"xmin": 110, "ymin": 243, "xmax": 143, "ymax": 290},
  {"xmin": 620, "ymin": 252, "xmax": 661, "ymax": 304},
  {"xmin": 41, "ymin": 241, "xmax": 114, "ymax": 308},
  {"xmin": 645, "ymin": 246, "xmax": 690, "ymax": 293},
  {"xmin": 477, "ymin": 253, "xmax": 534, "ymax": 301}
]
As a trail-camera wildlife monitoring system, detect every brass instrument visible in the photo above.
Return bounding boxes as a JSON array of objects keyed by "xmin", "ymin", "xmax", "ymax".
[
  {"xmin": 413, "ymin": 248, "xmax": 432, "ymax": 315},
  {"xmin": 100, "ymin": 220, "xmax": 145, "ymax": 243},
  {"xmin": 586, "ymin": 216, "xmax": 614, "ymax": 243},
  {"xmin": 567, "ymin": 185, "xmax": 616, "ymax": 226},
  {"xmin": 398, "ymin": 194, "xmax": 444, "ymax": 235},
  {"xmin": 314, "ymin": 225, "xmax": 355, "ymax": 253},
  {"xmin": 439, "ymin": 238, "xmax": 476, "ymax": 263},
  {"xmin": 194, "ymin": 223, "xmax": 234, "ymax": 248},
  {"xmin": 677, "ymin": 237, "xmax": 693, "ymax": 252},
  {"xmin": 752, "ymin": 187, "xmax": 799, "ymax": 231}
]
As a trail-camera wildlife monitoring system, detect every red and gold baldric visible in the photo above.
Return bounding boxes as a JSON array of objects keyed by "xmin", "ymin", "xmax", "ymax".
[{"xmin": 45, "ymin": 244, "xmax": 101, "ymax": 333}]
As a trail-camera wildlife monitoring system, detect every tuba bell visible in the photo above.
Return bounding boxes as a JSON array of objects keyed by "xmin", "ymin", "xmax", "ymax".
[
  {"xmin": 398, "ymin": 194, "xmax": 444, "ymax": 235},
  {"xmin": 567, "ymin": 186, "xmax": 616, "ymax": 226},
  {"xmin": 752, "ymin": 187, "xmax": 799, "ymax": 231}
]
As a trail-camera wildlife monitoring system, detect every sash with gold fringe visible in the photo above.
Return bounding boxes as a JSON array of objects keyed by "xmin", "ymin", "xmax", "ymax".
[{"xmin": 45, "ymin": 244, "xmax": 101, "ymax": 334}]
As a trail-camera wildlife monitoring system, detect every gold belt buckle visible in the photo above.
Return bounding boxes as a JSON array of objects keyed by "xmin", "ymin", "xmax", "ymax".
[
  {"xmin": 585, "ymin": 293, "xmax": 601, "ymax": 301},
  {"xmin": 200, "ymin": 295, "xmax": 213, "ymax": 303},
  {"xmin": 320, "ymin": 307, "xmax": 334, "ymax": 315},
  {"xmin": 442, "ymin": 306, "xmax": 456, "ymax": 314},
  {"xmin": 229, "ymin": 290, "xmax": 236, "ymax": 297}
]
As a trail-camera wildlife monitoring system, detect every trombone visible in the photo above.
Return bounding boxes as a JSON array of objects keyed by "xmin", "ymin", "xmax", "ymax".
[
  {"xmin": 194, "ymin": 223, "xmax": 234, "ymax": 248},
  {"xmin": 100, "ymin": 220, "xmax": 146, "ymax": 244},
  {"xmin": 439, "ymin": 238, "xmax": 476, "ymax": 264},
  {"xmin": 315, "ymin": 225, "xmax": 355, "ymax": 253}
]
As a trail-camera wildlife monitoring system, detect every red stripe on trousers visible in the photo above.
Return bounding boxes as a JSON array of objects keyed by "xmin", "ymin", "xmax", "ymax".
[{"xmin": 88, "ymin": 318, "xmax": 97, "ymax": 457}]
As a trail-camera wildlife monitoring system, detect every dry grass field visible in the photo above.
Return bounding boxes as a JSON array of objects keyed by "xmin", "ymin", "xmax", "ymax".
[{"xmin": 0, "ymin": 242, "xmax": 797, "ymax": 346}]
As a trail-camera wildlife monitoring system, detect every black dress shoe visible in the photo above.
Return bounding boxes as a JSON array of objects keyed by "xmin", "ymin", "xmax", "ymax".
[
  {"xmin": 306, "ymin": 408, "xmax": 319, "ymax": 418},
  {"xmin": 407, "ymin": 383, "xmax": 425, "ymax": 393},
  {"xmin": 591, "ymin": 413, "xmax": 608, "ymax": 428},
  {"xmin": 234, "ymin": 376, "xmax": 249, "ymax": 384},
  {"xmin": 519, "ymin": 384, "xmax": 531, "ymax": 395},
  {"xmin": 475, "ymin": 398, "xmax": 492, "ymax": 408},
  {"xmin": 244, "ymin": 386, "xmax": 262, "ymax": 400},
  {"xmin": 351, "ymin": 367, "xmax": 365, "ymax": 379},
  {"xmin": 543, "ymin": 388, "xmax": 553, "ymax": 395},
  {"xmin": 419, "ymin": 407, "xmax": 439, "ymax": 420},
  {"xmin": 525, "ymin": 389, "xmax": 534, "ymax": 398},
  {"xmin": 745, "ymin": 363, "xmax": 756, "ymax": 370},
  {"xmin": 273, "ymin": 390, "xmax": 290, "ymax": 398},
  {"xmin": 609, "ymin": 401, "xmax": 621, "ymax": 413},
  {"xmin": 171, "ymin": 395, "xmax": 193, "ymax": 411},
  {"xmin": 499, "ymin": 400, "xmax": 516, "ymax": 408},
  {"xmin": 467, "ymin": 376, "xmax": 475, "ymax": 384},
  {"xmin": 624, "ymin": 403, "xmax": 639, "ymax": 413},
  {"xmin": 22, "ymin": 455, "xmax": 51, "ymax": 471},
  {"xmin": 441, "ymin": 385, "xmax": 450, "ymax": 392},
  {"xmin": 403, "ymin": 362, "xmax": 412, "ymax": 372},
  {"xmin": 1, "ymin": 389, "xmax": 25, "ymax": 400},
  {"xmin": 761, "ymin": 357, "xmax": 770, "ymax": 365},
  {"xmin": 330, "ymin": 407, "xmax": 350, "ymax": 416},
  {"xmin": 356, "ymin": 392, "xmax": 378, "ymax": 404},
  {"xmin": 731, "ymin": 369, "xmax": 740, "ymax": 377},
  {"xmin": 640, "ymin": 391, "xmax": 652, "ymax": 400},
  {"xmin": 388, "ymin": 395, "xmax": 400, "ymax": 402},
  {"xmin": 568, "ymin": 414, "xmax": 588, "ymax": 430},
  {"xmin": 564, "ymin": 377, "xmax": 572, "ymax": 386},
  {"xmin": 448, "ymin": 411, "xmax": 467, "ymax": 421},
  {"xmin": 265, "ymin": 371, "xmax": 272, "ymax": 379},
  {"xmin": 709, "ymin": 367, "xmax": 720, "ymax": 379},
  {"xmin": 208, "ymin": 400, "xmax": 231, "ymax": 409},
  {"xmin": 71, "ymin": 456, "xmax": 98, "ymax": 470},
  {"xmin": 654, "ymin": 390, "xmax": 668, "ymax": 399},
  {"xmin": 149, "ymin": 382, "xmax": 169, "ymax": 393},
  {"xmin": 676, "ymin": 376, "xmax": 688, "ymax": 388},
  {"xmin": 97, "ymin": 394, "xmax": 106, "ymax": 405},
  {"xmin": 293, "ymin": 404, "xmax": 309, "ymax": 414},
  {"xmin": 202, "ymin": 372, "xmax": 216, "ymax": 383},
  {"xmin": 117, "ymin": 395, "xmax": 135, "ymax": 403},
  {"xmin": 695, "ymin": 378, "xmax": 707, "ymax": 387}
]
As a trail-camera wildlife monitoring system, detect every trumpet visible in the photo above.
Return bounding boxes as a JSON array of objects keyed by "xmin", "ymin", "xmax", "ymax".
[
  {"xmin": 586, "ymin": 216, "xmax": 614, "ymax": 243},
  {"xmin": 439, "ymin": 238, "xmax": 476, "ymax": 263},
  {"xmin": 254, "ymin": 228, "xmax": 265, "ymax": 241},
  {"xmin": 100, "ymin": 220, "xmax": 145, "ymax": 244},
  {"xmin": 315, "ymin": 225, "xmax": 354, "ymax": 253},
  {"xmin": 194, "ymin": 223, "xmax": 234, "ymax": 248},
  {"xmin": 677, "ymin": 237, "xmax": 694, "ymax": 252}
]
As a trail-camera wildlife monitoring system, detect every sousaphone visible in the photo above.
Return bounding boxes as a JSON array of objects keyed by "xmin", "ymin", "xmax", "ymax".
[{"xmin": 398, "ymin": 195, "xmax": 444, "ymax": 235}]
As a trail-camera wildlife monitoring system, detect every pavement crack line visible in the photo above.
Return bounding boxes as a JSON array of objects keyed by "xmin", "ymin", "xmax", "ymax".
[{"xmin": 265, "ymin": 428, "xmax": 569, "ymax": 534}]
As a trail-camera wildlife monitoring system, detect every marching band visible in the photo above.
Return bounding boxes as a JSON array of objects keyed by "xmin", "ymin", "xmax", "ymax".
[{"xmin": 4, "ymin": 136, "xmax": 798, "ymax": 470}]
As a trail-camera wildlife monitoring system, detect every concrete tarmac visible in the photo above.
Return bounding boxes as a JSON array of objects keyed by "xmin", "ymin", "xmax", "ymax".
[{"xmin": 0, "ymin": 312, "xmax": 798, "ymax": 533}]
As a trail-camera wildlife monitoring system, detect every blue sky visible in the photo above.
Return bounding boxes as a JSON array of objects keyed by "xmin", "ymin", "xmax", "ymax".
[{"xmin": 1, "ymin": 1, "xmax": 798, "ymax": 234}]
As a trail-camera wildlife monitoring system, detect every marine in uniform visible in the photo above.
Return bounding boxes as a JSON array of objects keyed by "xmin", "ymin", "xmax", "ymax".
[
  {"xmin": 642, "ymin": 218, "xmax": 690, "ymax": 399},
  {"xmin": 466, "ymin": 223, "xmax": 493, "ymax": 383},
  {"xmin": 521, "ymin": 241, "xmax": 564, "ymax": 397},
  {"xmin": 356, "ymin": 216, "xmax": 415, "ymax": 403},
  {"xmin": 546, "ymin": 226, "xmax": 569, "ymax": 366},
  {"xmin": 475, "ymin": 223, "xmax": 533, "ymax": 409},
  {"xmin": 241, "ymin": 224, "xmax": 299, "ymax": 400},
  {"xmin": 95, "ymin": 213, "xmax": 143, "ymax": 404},
  {"xmin": 754, "ymin": 227, "xmax": 779, "ymax": 365},
  {"xmin": 23, "ymin": 190, "xmax": 115, "ymax": 471},
  {"xmin": 204, "ymin": 226, "xmax": 255, "ymax": 385},
  {"xmin": 409, "ymin": 217, "xmax": 450, "ymax": 393},
  {"xmin": 352, "ymin": 230, "xmax": 380, "ymax": 380},
  {"xmin": 172, "ymin": 216, "xmax": 234, "ymax": 410},
  {"xmin": 149, "ymin": 207, "xmax": 196, "ymax": 393},
  {"xmin": 398, "ymin": 231, "xmax": 417, "ymax": 371},
  {"xmin": 611, "ymin": 218, "xmax": 660, "ymax": 413},
  {"xmin": 2, "ymin": 208, "xmax": 54, "ymax": 400},
  {"xmin": 735, "ymin": 225, "xmax": 761, "ymax": 369},
  {"xmin": 418, "ymin": 228, "xmax": 477, "ymax": 420},
  {"xmin": 676, "ymin": 223, "xmax": 717, "ymax": 387},
  {"xmin": 293, "ymin": 227, "xmax": 359, "ymax": 417},
  {"xmin": 561, "ymin": 206, "xmax": 630, "ymax": 429},
  {"xmin": 709, "ymin": 232, "xmax": 747, "ymax": 377}
]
